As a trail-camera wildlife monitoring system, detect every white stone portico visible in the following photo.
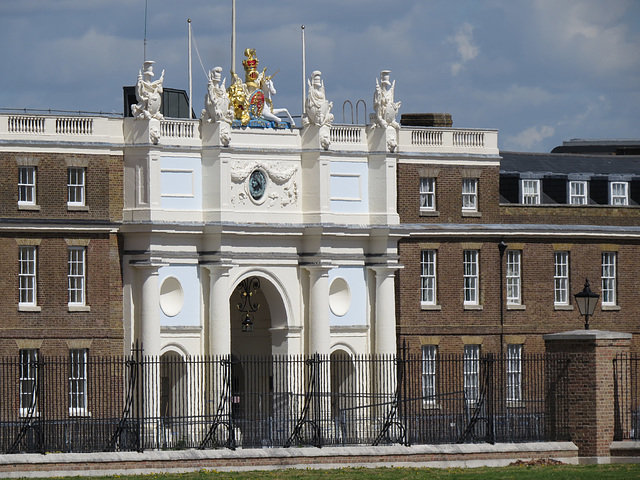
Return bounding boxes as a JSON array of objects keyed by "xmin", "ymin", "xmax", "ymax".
[
  {"xmin": 120, "ymin": 56, "xmax": 410, "ymax": 364},
  {"xmin": 122, "ymin": 116, "xmax": 403, "ymax": 361}
]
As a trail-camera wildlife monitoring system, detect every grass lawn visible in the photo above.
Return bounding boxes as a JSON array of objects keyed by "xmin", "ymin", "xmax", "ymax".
[{"xmin": 17, "ymin": 463, "xmax": 640, "ymax": 480}]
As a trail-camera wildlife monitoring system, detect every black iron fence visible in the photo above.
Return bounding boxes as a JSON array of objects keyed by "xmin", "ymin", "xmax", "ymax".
[
  {"xmin": 0, "ymin": 346, "xmax": 570, "ymax": 454},
  {"xmin": 614, "ymin": 354, "xmax": 640, "ymax": 440}
]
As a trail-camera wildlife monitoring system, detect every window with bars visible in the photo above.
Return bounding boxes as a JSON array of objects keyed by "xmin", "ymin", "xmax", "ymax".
[
  {"xmin": 506, "ymin": 250, "xmax": 522, "ymax": 305},
  {"xmin": 521, "ymin": 179, "xmax": 541, "ymax": 204},
  {"xmin": 569, "ymin": 181, "xmax": 587, "ymax": 205},
  {"xmin": 601, "ymin": 252, "xmax": 617, "ymax": 306},
  {"xmin": 68, "ymin": 247, "xmax": 86, "ymax": 305},
  {"xmin": 420, "ymin": 250, "xmax": 437, "ymax": 305},
  {"xmin": 462, "ymin": 178, "xmax": 478, "ymax": 212},
  {"xmin": 67, "ymin": 167, "xmax": 86, "ymax": 206},
  {"xmin": 19, "ymin": 349, "xmax": 38, "ymax": 416},
  {"xmin": 507, "ymin": 344, "xmax": 522, "ymax": 402},
  {"xmin": 463, "ymin": 250, "xmax": 479, "ymax": 305},
  {"xmin": 19, "ymin": 246, "xmax": 37, "ymax": 306},
  {"xmin": 422, "ymin": 345, "xmax": 437, "ymax": 406},
  {"xmin": 69, "ymin": 349, "xmax": 88, "ymax": 416},
  {"xmin": 554, "ymin": 251, "xmax": 569, "ymax": 305},
  {"xmin": 463, "ymin": 344, "xmax": 480, "ymax": 403},
  {"xmin": 18, "ymin": 166, "xmax": 36, "ymax": 205},
  {"xmin": 610, "ymin": 181, "xmax": 628, "ymax": 205},
  {"xmin": 419, "ymin": 177, "xmax": 436, "ymax": 211}
]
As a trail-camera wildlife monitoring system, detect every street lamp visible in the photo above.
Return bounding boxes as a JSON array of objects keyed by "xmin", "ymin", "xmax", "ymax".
[
  {"xmin": 574, "ymin": 278, "xmax": 599, "ymax": 330},
  {"xmin": 237, "ymin": 277, "xmax": 260, "ymax": 333}
]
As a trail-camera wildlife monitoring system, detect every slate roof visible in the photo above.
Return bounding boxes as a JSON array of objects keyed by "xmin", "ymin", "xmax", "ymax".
[{"xmin": 500, "ymin": 151, "xmax": 640, "ymax": 176}]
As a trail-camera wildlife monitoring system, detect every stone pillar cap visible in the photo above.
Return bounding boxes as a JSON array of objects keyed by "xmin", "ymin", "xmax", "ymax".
[{"xmin": 544, "ymin": 329, "xmax": 632, "ymax": 341}]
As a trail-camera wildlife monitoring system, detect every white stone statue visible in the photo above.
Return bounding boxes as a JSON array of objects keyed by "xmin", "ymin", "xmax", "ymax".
[
  {"xmin": 372, "ymin": 70, "xmax": 401, "ymax": 151},
  {"xmin": 302, "ymin": 71, "xmax": 334, "ymax": 128},
  {"xmin": 302, "ymin": 71, "xmax": 334, "ymax": 150},
  {"xmin": 131, "ymin": 61, "xmax": 165, "ymax": 120},
  {"xmin": 202, "ymin": 67, "xmax": 234, "ymax": 124},
  {"xmin": 373, "ymin": 70, "xmax": 401, "ymax": 130}
]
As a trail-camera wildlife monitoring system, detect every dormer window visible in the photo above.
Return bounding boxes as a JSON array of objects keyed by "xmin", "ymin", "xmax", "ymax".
[
  {"xmin": 521, "ymin": 179, "xmax": 540, "ymax": 204},
  {"xmin": 569, "ymin": 181, "xmax": 588, "ymax": 205},
  {"xmin": 610, "ymin": 181, "xmax": 628, "ymax": 205}
]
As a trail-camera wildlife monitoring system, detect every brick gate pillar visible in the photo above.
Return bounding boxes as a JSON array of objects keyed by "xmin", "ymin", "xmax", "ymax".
[{"xmin": 544, "ymin": 330, "xmax": 631, "ymax": 460}]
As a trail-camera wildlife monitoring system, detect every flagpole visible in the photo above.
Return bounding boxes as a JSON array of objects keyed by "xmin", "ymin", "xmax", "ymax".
[
  {"xmin": 231, "ymin": 0, "xmax": 236, "ymax": 74},
  {"xmin": 143, "ymin": 0, "xmax": 148, "ymax": 61},
  {"xmin": 188, "ymin": 19, "xmax": 193, "ymax": 119},
  {"xmin": 301, "ymin": 25, "xmax": 306, "ymax": 115}
]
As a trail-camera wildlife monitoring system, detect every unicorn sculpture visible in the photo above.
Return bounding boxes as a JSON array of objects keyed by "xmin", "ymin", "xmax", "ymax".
[{"xmin": 259, "ymin": 70, "xmax": 295, "ymax": 127}]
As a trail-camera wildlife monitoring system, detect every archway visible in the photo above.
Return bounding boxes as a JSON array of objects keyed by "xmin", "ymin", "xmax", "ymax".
[
  {"xmin": 227, "ymin": 273, "xmax": 290, "ymax": 447},
  {"xmin": 331, "ymin": 349, "xmax": 357, "ymax": 443},
  {"xmin": 159, "ymin": 351, "xmax": 188, "ymax": 448}
]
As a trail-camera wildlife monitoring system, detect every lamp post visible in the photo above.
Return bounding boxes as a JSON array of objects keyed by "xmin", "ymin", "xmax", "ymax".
[
  {"xmin": 237, "ymin": 277, "xmax": 260, "ymax": 333},
  {"xmin": 574, "ymin": 278, "xmax": 599, "ymax": 330}
]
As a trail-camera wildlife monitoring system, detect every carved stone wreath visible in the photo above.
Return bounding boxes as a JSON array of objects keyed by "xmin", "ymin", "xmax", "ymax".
[{"xmin": 230, "ymin": 161, "xmax": 298, "ymax": 208}]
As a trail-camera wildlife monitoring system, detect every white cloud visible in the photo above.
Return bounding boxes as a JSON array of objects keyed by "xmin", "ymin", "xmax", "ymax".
[
  {"xmin": 505, "ymin": 125, "xmax": 555, "ymax": 150},
  {"xmin": 530, "ymin": 0, "xmax": 640, "ymax": 82},
  {"xmin": 448, "ymin": 23, "xmax": 479, "ymax": 76}
]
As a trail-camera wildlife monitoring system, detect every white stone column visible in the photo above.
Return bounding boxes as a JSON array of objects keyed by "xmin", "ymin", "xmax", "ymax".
[
  {"xmin": 305, "ymin": 265, "xmax": 332, "ymax": 355},
  {"xmin": 205, "ymin": 265, "xmax": 232, "ymax": 357},
  {"xmin": 372, "ymin": 266, "xmax": 399, "ymax": 355},
  {"xmin": 135, "ymin": 262, "xmax": 162, "ymax": 447},
  {"xmin": 371, "ymin": 265, "xmax": 400, "ymax": 431},
  {"xmin": 137, "ymin": 264, "xmax": 161, "ymax": 357}
]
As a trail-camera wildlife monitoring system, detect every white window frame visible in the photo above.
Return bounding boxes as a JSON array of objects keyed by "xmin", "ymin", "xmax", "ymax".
[
  {"xmin": 68, "ymin": 246, "xmax": 86, "ymax": 306},
  {"xmin": 554, "ymin": 251, "xmax": 569, "ymax": 305},
  {"xmin": 601, "ymin": 252, "xmax": 617, "ymax": 306},
  {"xmin": 69, "ymin": 349, "xmax": 88, "ymax": 416},
  {"xmin": 569, "ymin": 180, "xmax": 587, "ymax": 205},
  {"xmin": 419, "ymin": 177, "xmax": 436, "ymax": 212},
  {"xmin": 19, "ymin": 349, "xmax": 38, "ymax": 416},
  {"xmin": 506, "ymin": 344, "xmax": 522, "ymax": 403},
  {"xmin": 19, "ymin": 246, "xmax": 37, "ymax": 306},
  {"xmin": 463, "ymin": 344, "xmax": 480, "ymax": 403},
  {"xmin": 506, "ymin": 250, "xmax": 521, "ymax": 305},
  {"xmin": 462, "ymin": 178, "xmax": 478, "ymax": 212},
  {"xmin": 420, "ymin": 250, "xmax": 437, "ymax": 305},
  {"xmin": 422, "ymin": 345, "xmax": 437, "ymax": 406},
  {"xmin": 610, "ymin": 181, "xmax": 628, "ymax": 206},
  {"xmin": 18, "ymin": 166, "xmax": 36, "ymax": 205},
  {"xmin": 463, "ymin": 250, "xmax": 479, "ymax": 305},
  {"xmin": 521, "ymin": 179, "xmax": 541, "ymax": 205},
  {"xmin": 67, "ymin": 167, "xmax": 86, "ymax": 206}
]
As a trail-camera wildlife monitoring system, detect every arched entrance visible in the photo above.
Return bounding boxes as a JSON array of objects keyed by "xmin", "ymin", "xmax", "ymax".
[
  {"xmin": 159, "ymin": 351, "xmax": 188, "ymax": 448},
  {"xmin": 227, "ymin": 273, "xmax": 290, "ymax": 447},
  {"xmin": 331, "ymin": 349, "xmax": 358, "ymax": 443}
]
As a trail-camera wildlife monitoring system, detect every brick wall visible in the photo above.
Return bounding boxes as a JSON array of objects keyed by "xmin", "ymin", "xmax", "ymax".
[
  {"xmin": 397, "ymin": 238, "xmax": 640, "ymax": 356},
  {"xmin": 545, "ymin": 331, "xmax": 631, "ymax": 458},
  {"xmin": 0, "ymin": 152, "xmax": 124, "ymax": 357},
  {"xmin": 397, "ymin": 163, "xmax": 501, "ymax": 224}
]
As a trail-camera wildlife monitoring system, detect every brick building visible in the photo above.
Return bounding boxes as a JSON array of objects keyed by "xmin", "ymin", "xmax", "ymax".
[
  {"xmin": 0, "ymin": 117, "xmax": 124, "ymax": 362},
  {"xmin": 396, "ymin": 135, "xmax": 640, "ymax": 363}
]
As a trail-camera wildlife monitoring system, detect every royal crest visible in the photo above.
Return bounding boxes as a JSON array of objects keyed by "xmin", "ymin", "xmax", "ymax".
[{"xmin": 226, "ymin": 49, "xmax": 294, "ymax": 128}]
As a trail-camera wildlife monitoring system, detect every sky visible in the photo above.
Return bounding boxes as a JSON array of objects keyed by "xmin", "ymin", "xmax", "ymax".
[{"xmin": 0, "ymin": 0, "xmax": 638, "ymax": 153}]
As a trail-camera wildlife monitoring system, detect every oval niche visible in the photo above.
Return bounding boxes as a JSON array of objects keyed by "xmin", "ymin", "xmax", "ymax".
[
  {"xmin": 329, "ymin": 277, "xmax": 351, "ymax": 317},
  {"xmin": 159, "ymin": 276, "xmax": 184, "ymax": 317}
]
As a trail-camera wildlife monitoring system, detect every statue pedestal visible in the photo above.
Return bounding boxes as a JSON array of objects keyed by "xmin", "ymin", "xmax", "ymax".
[
  {"xmin": 367, "ymin": 125, "xmax": 397, "ymax": 153},
  {"xmin": 202, "ymin": 121, "xmax": 231, "ymax": 147},
  {"xmin": 124, "ymin": 118, "xmax": 161, "ymax": 145},
  {"xmin": 301, "ymin": 124, "xmax": 331, "ymax": 151}
]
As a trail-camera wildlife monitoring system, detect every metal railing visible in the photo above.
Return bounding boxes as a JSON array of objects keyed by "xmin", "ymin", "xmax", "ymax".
[
  {"xmin": 0, "ymin": 347, "xmax": 570, "ymax": 454},
  {"xmin": 614, "ymin": 354, "xmax": 640, "ymax": 440}
]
